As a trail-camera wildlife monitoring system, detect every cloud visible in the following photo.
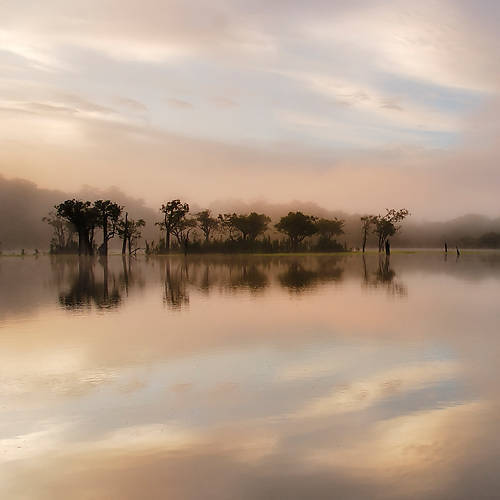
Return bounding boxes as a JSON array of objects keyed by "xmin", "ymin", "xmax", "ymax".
[
  {"xmin": 0, "ymin": 0, "xmax": 500, "ymax": 218},
  {"xmin": 167, "ymin": 98, "xmax": 193, "ymax": 109}
]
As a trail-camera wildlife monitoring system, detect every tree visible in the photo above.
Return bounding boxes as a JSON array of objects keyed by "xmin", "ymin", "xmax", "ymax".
[
  {"xmin": 55, "ymin": 199, "xmax": 97, "ymax": 255},
  {"xmin": 127, "ymin": 218, "xmax": 146, "ymax": 254},
  {"xmin": 275, "ymin": 212, "xmax": 317, "ymax": 249},
  {"xmin": 315, "ymin": 217, "xmax": 344, "ymax": 241},
  {"xmin": 373, "ymin": 209, "xmax": 410, "ymax": 252},
  {"xmin": 172, "ymin": 217, "xmax": 198, "ymax": 251},
  {"xmin": 43, "ymin": 210, "xmax": 77, "ymax": 253},
  {"xmin": 158, "ymin": 200, "xmax": 190, "ymax": 251},
  {"xmin": 120, "ymin": 212, "xmax": 129, "ymax": 255},
  {"xmin": 360, "ymin": 215, "xmax": 377, "ymax": 253},
  {"xmin": 118, "ymin": 214, "xmax": 145, "ymax": 255},
  {"xmin": 196, "ymin": 210, "xmax": 219, "ymax": 242},
  {"xmin": 232, "ymin": 212, "xmax": 270, "ymax": 241},
  {"xmin": 315, "ymin": 217, "xmax": 345, "ymax": 251},
  {"xmin": 94, "ymin": 200, "xmax": 122, "ymax": 256},
  {"xmin": 218, "ymin": 213, "xmax": 238, "ymax": 241}
]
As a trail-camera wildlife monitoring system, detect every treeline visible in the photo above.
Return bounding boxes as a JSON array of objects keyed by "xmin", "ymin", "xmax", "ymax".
[
  {"xmin": 459, "ymin": 232, "xmax": 500, "ymax": 249},
  {"xmin": 44, "ymin": 198, "xmax": 409, "ymax": 255}
]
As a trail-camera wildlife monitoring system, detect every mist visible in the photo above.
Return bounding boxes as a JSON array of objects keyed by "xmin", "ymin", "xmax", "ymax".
[{"xmin": 1, "ymin": 174, "xmax": 498, "ymax": 251}]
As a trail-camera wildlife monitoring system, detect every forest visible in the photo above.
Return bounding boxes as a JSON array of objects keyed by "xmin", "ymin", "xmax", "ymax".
[{"xmin": 43, "ymin": 198, "xmax": 410, "ymax": 256}]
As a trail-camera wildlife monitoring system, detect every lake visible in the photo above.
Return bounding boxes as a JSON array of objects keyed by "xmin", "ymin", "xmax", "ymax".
[{"xmin": 1, "ymin": 252, "xmax": 500, "ymax": 499}]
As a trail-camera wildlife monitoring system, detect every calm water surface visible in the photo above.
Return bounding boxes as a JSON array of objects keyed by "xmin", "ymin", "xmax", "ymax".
[{"xmin": 1, "ymin": 253, "xmax": 500, "ymax": 499}]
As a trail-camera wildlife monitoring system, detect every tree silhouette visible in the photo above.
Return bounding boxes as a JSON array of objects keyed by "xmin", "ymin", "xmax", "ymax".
[
  {"xmin": 94, "ymin": 200, "xmax": 122, "ymax": 256},
  {"xmin": 373, "ymin": 209, "xmax": 410, "ymax": 252},
  {"xmin": 43, "ymin": 210, "xmax": 77, "ymax": 253},
  {"xmin": 196, "ymin": 210, "xmax": 219, "ymax": 242},
  {"xmin": 158, "ymin": 200, "xmax": 190, "ymax": 252},
  {"xmin": 315, "ymin": 217, "xmax": 344, "ymax": 250},
  {"xmin": 55, "ymin": 200, "xmax": 97, "ymax": 255},
  {"xmin": 118, "ymin": 214, "xmax": 145, "ymax": 255},
  {"xmin": 275, "ymin": 212, "xmax": 317, "ymax": 250},
  {"xmin": 231, "ymin": 212, "xmax": 270, "ymax": 241},
  {"xmin": 172, "ymin": 216, "xmax": 197, "ymax": 250}
]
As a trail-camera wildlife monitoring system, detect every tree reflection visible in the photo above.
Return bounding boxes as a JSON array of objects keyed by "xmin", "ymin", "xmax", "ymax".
[
  {"xmin": 278, "ymin": 258, "xmax": 344, "ymax": 293},
  {"xmin": 362, "ymin": 254, "xmax": 407, "ymax": 296},
  {"xmin": 228, "ymin": 262, "xmax": 269, "ymax": 291},
  {"xmin": 58, "ymin": 257, "xmax": 122, "ymax": 310},
  {"xmin": 162, "ymin": 259, "xmax": 190, "ymax": 310}
]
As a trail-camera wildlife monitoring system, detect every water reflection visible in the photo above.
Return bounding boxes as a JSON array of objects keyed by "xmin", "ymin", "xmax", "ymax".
[
  {"xmin": 362, "ymin": 255, "xmax": 407, "ymax": 296},
  {"xmin": 54, "ymin": 256, "xmax": 146, "ymax": 311},
  {"xmin": 162, "ymin": 259, "xmax": 190, "ymax": 309},
  {"xmin": 2, "ymin": 253, "xmax": 500, "ymax": 499},
  {"xmin": 279, "ymin": 258, "xmax": 344, "ymax": 292}
]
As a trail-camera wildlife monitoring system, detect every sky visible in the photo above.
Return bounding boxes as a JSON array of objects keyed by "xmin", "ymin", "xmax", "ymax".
[{"xmin": 1, "ymin": 0, "xmax": 500, "ymax": 219}]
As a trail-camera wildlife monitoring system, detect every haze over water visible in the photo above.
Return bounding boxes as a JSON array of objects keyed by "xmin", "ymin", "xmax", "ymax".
[{"xmin": 1, "ymin": 253, "xmax": 500, "ymax": 499}]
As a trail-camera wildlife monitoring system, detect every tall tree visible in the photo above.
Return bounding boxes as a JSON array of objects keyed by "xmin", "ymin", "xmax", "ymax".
[
  {"xmin": 94, "ymin": 200, "xmax": 122, "ymax": 256},
  {"xmin": 373, "ymin": 209, "xmax": 410, "ymax": 252},
  {"xmin": 196, "ymin": 210, "xmax": 219, "ymax": 242},
  {"xmin": 55, "ymin": 200, "xmax": 97, "ymax": 255},
  {"xmin": 275, "ymin": 212, "xmax": 317, "ymax": 250},
  {"xmin": 158, "ymin": 200, "xmax": 189, "ymax": 251}
]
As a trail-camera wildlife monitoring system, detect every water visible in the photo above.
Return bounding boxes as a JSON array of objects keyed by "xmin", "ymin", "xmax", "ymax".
[{"xmin": 1, "ymin": 253, "xmax": 500, "ymax": 499}]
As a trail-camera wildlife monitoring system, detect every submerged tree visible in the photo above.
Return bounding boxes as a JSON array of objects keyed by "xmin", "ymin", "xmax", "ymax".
[
  {"xmin": 55, "ymin": 200, "xmax": 97, "ymax": 255},
  {"xmin": 94, "ymin": 200, "xmax": 122, "ymax": 256},
  {"xmin": 275, "ymin": 212, "xmax": 317, "ymax": 249},
  {"xmin": 158, "ymin": 200, "xmax": 190, "ymax": 252},
  {"xmin": 127, "ymin": 218, "xmax": 146, "ymax": 254},
  {"xmin": 196, "ymin": 210, "xmax": 219, "ymax": 242},
  {"xmin": 172, "ymin": 217, "xmax": 198, "ymax": 250},
  {"xmin": 43, "ymin": 210, "xmax": 77, "ymax": 253},
  {"xmin": 373, "ymin": 209, "xmax": 410, "ymax": 252},
  {"xmin": 118, "ymin": 214, "xmax": 145, "ymax": 255}
]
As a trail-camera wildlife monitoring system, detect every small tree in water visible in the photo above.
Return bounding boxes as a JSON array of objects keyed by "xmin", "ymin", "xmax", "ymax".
[
  {"xmin": 118, "ymin": 215, "xmax": 145, "ymax": 255},
  {"xmin": 373, "ymin": 209, "xmax": 410, "ymax": 252},
  {"xmin": 43, "ymin": 210, "xmax": 78, "ymax": 253}
]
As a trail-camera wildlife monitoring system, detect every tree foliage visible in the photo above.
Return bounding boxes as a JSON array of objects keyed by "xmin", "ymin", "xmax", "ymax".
[
  {"xmin": 94, "ymin": 200, "xmax": 122, "ymax": 255},
  {"xmin": 231, "ymin": 212, "xmax": 270, "ymax": 241},
  {"xmin": 373, "ymin": 209, "xmax": 410, "ymax": 252},
  {"xmin": 55, "ymin": 199, "xmax": 97, "ymax": 255},
  {"xmin": 275, "ymin": 212, "xmax": 317, "ymax": 249},
  {"xmin": 158, "ymin": 200, "xmax": 190, "ymax": 251},
  {"xmin": 195, "ymin": 210, "xmax": 219, "ymax": 242}
]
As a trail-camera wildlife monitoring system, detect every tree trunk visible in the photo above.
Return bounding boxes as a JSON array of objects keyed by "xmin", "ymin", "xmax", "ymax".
[
  {"xmin": 102, "ymin": 216, "xmax": 108, "ymax": 256},
  {"xmin": 362, "ymin": 229, "xmax": 367, "ymax": 253},
  {"xmin": 122, "ymin": 212, "xmax": 128, "ymax": 255}
]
